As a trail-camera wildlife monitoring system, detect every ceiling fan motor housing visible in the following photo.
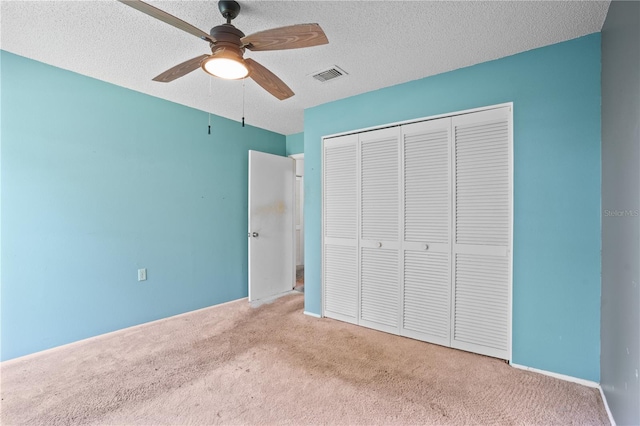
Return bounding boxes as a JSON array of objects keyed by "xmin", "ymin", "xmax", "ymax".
[
  {"xmin": 209, "ymin": 23, "xmax": 247, "ymax": 68},
  {"xmin": 210, "ymin": 24, "xmax": 245, "ymax": 49}
]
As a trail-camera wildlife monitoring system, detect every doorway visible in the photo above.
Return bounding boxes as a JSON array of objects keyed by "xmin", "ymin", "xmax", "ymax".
[{"xmin": 291, "ymin": 153, "xmax": 304, "ymax": 292}]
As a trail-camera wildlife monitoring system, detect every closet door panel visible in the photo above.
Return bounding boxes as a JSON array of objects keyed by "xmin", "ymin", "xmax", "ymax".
[
  {"xmin": 360, "ymin": 247, "xmax": 399, "ymax": 332},
  {"xmin": 360, "ymin": 128, "xmax": 401, "ymax": 243},
  {"xmin": 324, "ymin": 244, "xmax": 358, "ymax": 322},
  {"xmin": 359, "ymin": 127, "xmax": 401, "ymax": 333},
  {"xmin": 401, "ymin": 118, "xmax": 452, "ymax": 345},
  {"xmin": 323, "ymin": 134, "xmax": 359, "ymax": 323},
  {"xmin": 325, "ymin": 138, "xmax": 358, "ymax": 240},
  {"xmin": 453, "ymin": 254, "xmax": 509, "ymax": 352},
  {"xmin": 403, "ymin": 251, "xmax": 450, "ymax": 345},
  {"xmin": 403, "ymin": 120, "xmax": 451, "ymax": 244},
  {"xmin": 451, "ymin": 107, "xmax": 511, "ymax": 360}
]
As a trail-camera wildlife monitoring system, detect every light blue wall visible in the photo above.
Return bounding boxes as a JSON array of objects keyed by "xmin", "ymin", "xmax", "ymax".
[
  {"xmin": 286, "ymin": 132, "xmax": 304, "ymax": 155},
  {"xmin": 0, "ymin": 51, "xmax": 285, "ymax": 361},
  {"xmin": 304, "ymin": 34, "xmax": 602, "ymax": 381}
]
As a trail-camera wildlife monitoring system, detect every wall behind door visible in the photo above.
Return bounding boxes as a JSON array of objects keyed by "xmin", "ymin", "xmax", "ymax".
[
  {"xmin": 304, "ymin": 34, "xmax": 601, "ymax": 382},
  {"xmin": 286, "ymin": 132, "xmax": 304, "ymax": 156},
  {"xmin": 1, "ymin": 51, "xmax": 286, "ymax": 361}
]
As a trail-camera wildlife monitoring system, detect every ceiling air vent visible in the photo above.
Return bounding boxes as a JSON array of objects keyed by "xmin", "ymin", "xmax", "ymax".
[{"xmin": 311, "ymin": 66, "xmax": 347, "ymax": 83}]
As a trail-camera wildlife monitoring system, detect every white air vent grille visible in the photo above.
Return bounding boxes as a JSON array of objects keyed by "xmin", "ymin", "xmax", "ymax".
[{"xmin": 312, "ymin": 66, "xmax": 347, "ymax": 83}]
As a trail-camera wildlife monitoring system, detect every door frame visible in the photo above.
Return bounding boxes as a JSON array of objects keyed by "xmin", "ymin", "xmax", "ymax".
[
  {"xmin": 320, "ymin": 102, "xmax": 513, "ymax": 361},
  {"xmin": 290, "ymin": 153, "xmax": 305, "ymax": 270}
]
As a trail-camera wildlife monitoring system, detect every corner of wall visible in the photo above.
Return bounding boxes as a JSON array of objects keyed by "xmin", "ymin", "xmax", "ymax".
[{"xmin": 286, "ymin": 132, "xmax": 304, "ymax": 156}]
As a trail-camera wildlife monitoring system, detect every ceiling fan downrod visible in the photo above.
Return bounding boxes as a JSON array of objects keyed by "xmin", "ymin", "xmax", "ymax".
[{"xmin": 218, "ymin": 0, "xmax": 240, "ymax": 24}]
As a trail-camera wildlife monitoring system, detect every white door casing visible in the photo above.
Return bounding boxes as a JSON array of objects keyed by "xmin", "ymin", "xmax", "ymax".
[
  {"xmin": 248, "ymin": 150, "xmax": 295, "ymax": 302},
  {"xmin": 295, "ymin": 176, "xmax": 304, "ymax": 266},
  {"xmin": 291, "ymin": 154, "xmax": 305, "ymax": 267}
]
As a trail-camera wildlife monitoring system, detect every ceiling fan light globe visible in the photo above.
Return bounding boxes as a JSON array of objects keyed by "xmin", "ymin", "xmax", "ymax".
[{"xmin": 202, "ymin": 57, "xmax": 248, "ymax": 80}]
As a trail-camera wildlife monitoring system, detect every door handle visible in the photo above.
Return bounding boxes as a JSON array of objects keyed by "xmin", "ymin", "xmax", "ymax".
[{"xmin": 252, "ymin": 232, "xmax": 259, "ymax": 238}]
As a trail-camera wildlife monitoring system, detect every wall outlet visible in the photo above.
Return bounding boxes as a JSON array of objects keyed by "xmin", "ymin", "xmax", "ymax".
[{"xmin": 138, "ymin": 268, "xmax": 147, "ymax": 281}]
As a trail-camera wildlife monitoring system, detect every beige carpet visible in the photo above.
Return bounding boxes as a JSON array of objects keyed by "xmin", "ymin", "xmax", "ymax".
[{"xmin": 1, "ymin": 293, "xmax": 609, "ymax": 425}]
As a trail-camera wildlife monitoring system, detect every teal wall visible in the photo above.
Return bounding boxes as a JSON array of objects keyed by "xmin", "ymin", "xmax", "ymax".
[
  {"xmin": 286, "ymin": 132, "xmax": 304, "ymax": 155},
  {"xmin": 304, "ymin": 34, "xmax": 602, "ymax": 381},
  {"xmin": 0, "ymin": 51, "xmax": 285, "ymax": 361}
]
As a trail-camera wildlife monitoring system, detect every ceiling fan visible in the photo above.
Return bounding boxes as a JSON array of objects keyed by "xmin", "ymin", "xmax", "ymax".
[{"xmin": 117, "ymin": 0, "xmax": 329, "ymax": 100}]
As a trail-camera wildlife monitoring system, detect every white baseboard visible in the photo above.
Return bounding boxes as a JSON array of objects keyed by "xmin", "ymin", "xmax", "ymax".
[
  {"xmin": 249, "ymin": 290, "xmax": 298, "ymax": 307},
  {"xmin": 510, "ymin": 363, "xmax": 616, "ymax": 425},
  {"xmin": 303, "ymin": 311, "xmax": 321, "ymax": 318},
  {"xmin": 510, "ymin": 363, "xmax": 599, "ymax": 388},
  {"xmin": 598, "ymin": 385, "xmax": 617, "ymax": 426}
]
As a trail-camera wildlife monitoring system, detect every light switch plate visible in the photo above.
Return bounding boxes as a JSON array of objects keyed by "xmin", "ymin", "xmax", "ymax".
[{"xmin": 138, "ymin": 268, "xmax": 147, "ymax": 281}]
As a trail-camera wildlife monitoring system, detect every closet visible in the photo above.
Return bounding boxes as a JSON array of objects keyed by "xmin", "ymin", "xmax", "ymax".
[{"xmin": 322, "ymin": 105, "xmax": 512, "ymax": 360}]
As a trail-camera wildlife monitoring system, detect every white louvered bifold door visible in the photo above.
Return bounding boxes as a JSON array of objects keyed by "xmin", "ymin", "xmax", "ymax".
[
  {"xmin": 359, "ymin": 127, "xmax": 402, "ymax": 334},
  {"xmin": 451, "ymin": 107, "xmax": 512, "ymax": 360},
  {"xmin": 401, "ymin": 118, "xmax": 452, "ymax": 346},
  {"xmin": 323, "ymin": 134, "xmax": 359, "ymax": 323}
]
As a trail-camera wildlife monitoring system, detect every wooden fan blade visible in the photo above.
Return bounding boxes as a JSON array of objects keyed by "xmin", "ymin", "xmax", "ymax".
[
  {"xmin": 246, "ymin": 58, "xmax": 294, "ymax": 100},
  {"xmin": 241, "ymin": 24, "xmax": 328, "ymax": 51},
  {"xmin": 152, "ymin": 54, "xmax": 210, "ymax": 82},
  {"xmin": 117, "ymin": 0, "xmax": 215, "ymax": 43}
]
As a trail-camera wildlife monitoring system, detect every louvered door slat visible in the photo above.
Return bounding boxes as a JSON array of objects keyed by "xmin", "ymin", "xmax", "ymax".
[{"xmin": 452, "ymin": 107, "xmax": 511, "ymax": 360}]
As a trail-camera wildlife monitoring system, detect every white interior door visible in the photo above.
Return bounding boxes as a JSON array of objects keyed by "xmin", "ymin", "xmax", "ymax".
[{"xmin": 248, "ymin": 150, "xmax": 295, "ymax": 302}]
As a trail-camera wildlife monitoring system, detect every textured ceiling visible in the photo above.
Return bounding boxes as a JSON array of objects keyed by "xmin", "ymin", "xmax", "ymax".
[{"xmin": 1, "ymin": 1, "xmax": 609, "ymax": 135}]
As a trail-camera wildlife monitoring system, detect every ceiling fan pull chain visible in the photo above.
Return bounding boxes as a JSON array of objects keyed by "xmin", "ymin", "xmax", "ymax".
[
  {"xmin": 208, "ymin": 77, "xmax": 212, "ymax": 135},
  {"xmin": 242, "ymin": 78, "xmax": 246, "ymax": 128}
]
